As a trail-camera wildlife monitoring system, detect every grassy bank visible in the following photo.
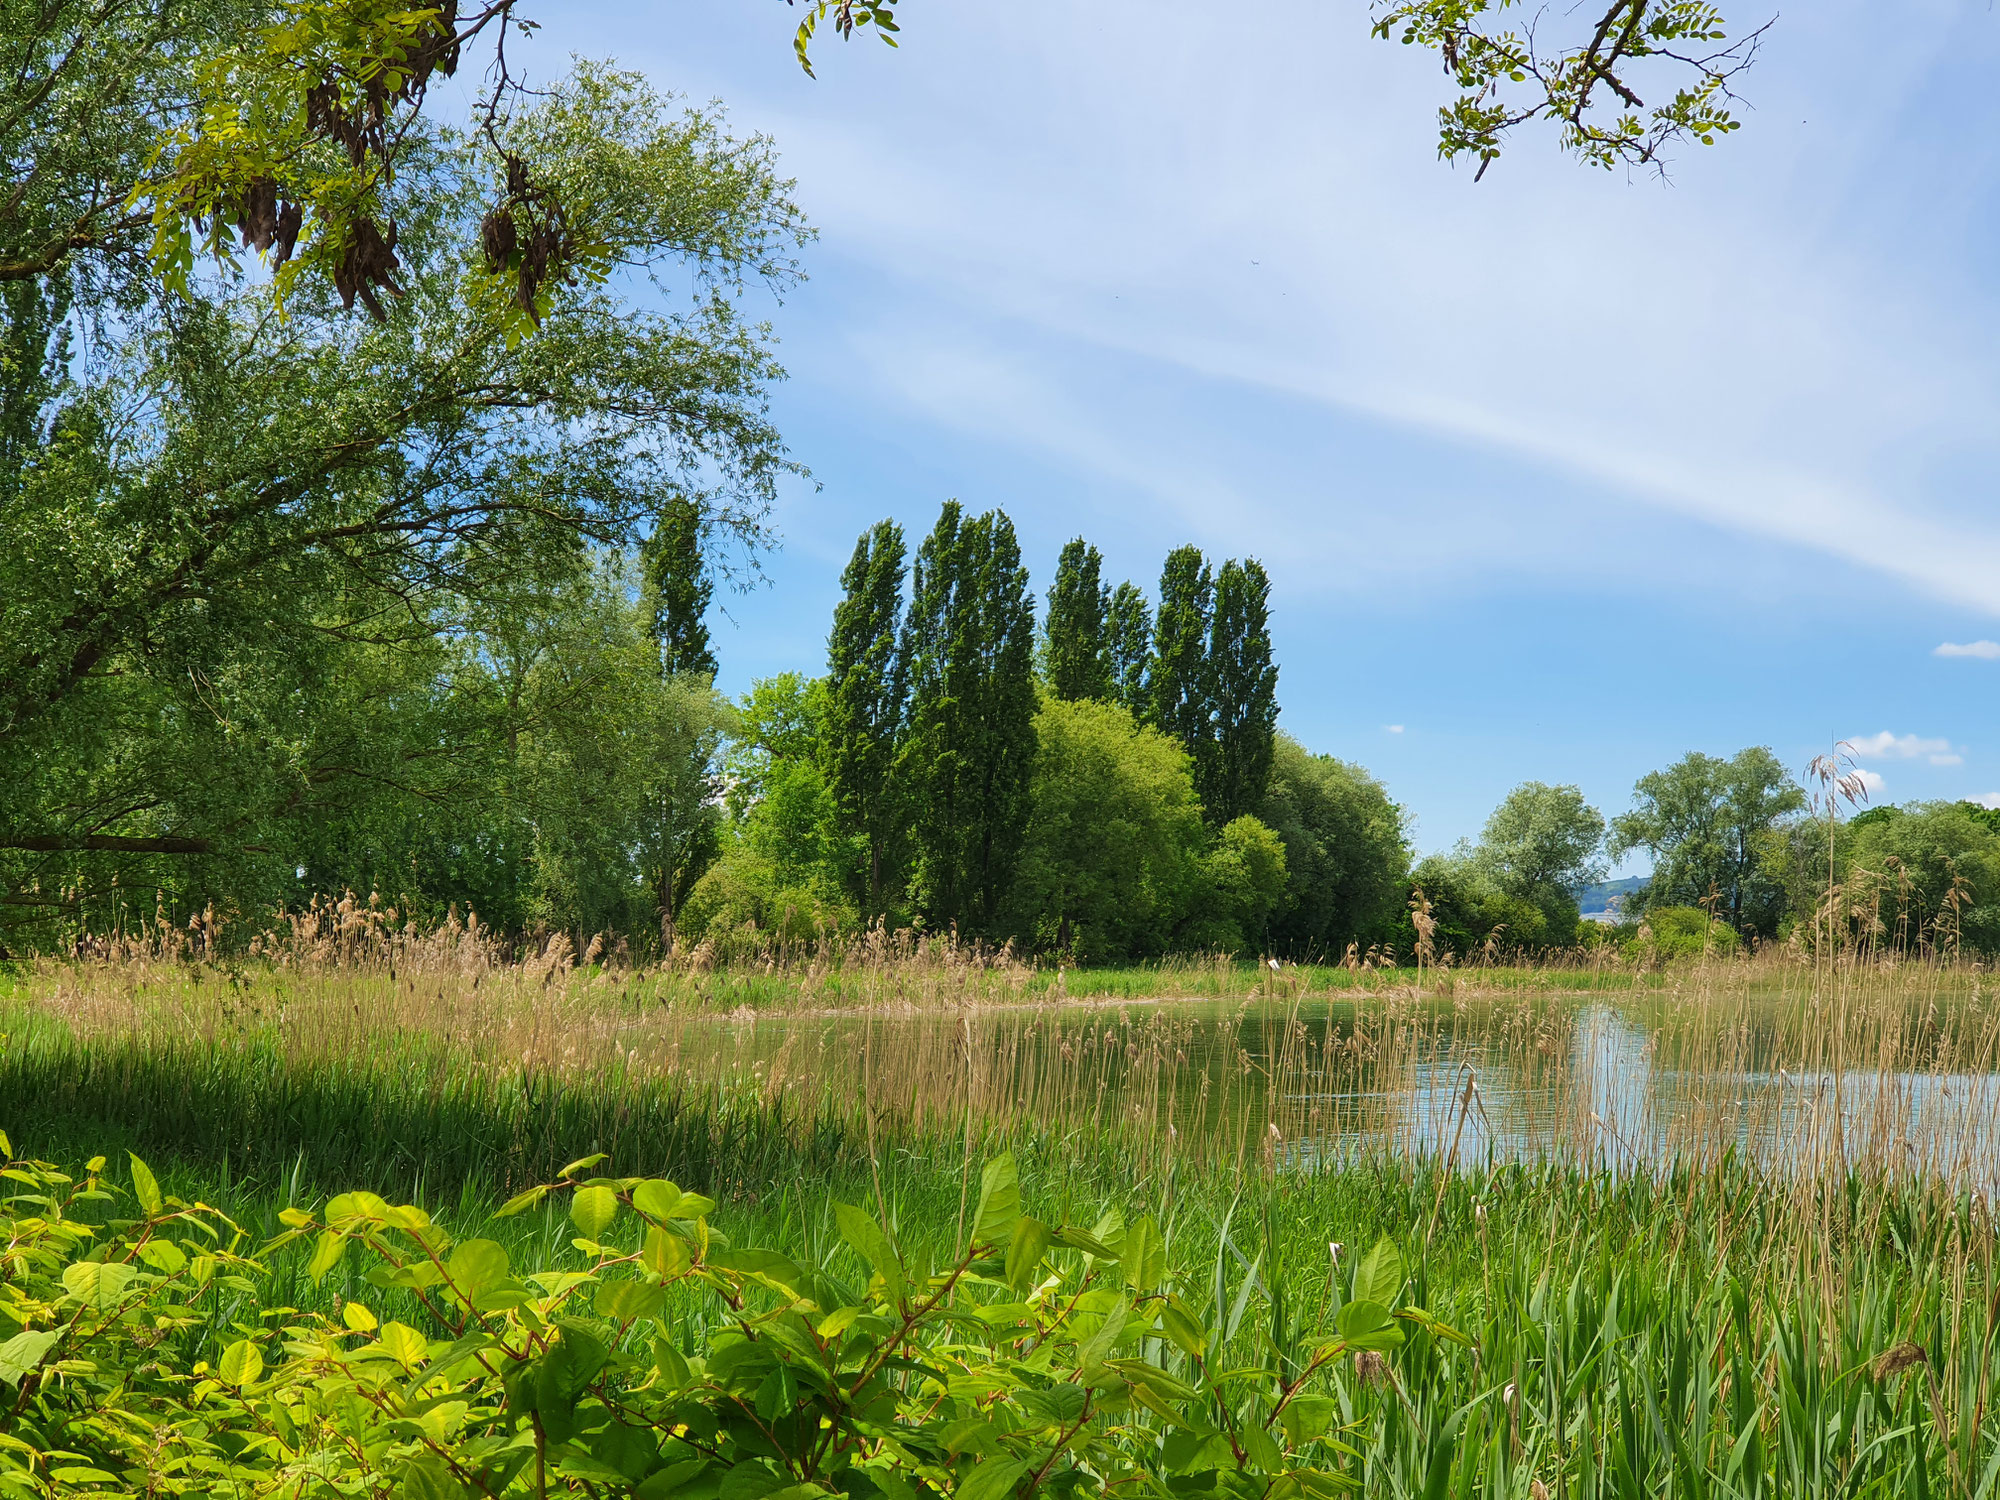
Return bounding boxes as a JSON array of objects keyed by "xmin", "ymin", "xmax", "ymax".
[{"xmin": 7, "ymin": 947, "xmax": 2000, "ymax": 1493}]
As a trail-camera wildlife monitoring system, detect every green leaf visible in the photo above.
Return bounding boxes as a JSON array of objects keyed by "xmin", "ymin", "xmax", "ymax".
[
  {"xmin": 308, "ymin": 1230, "xmax": 347, "ymax": 1285},
  {"xmin": 1158, "ymin": 1296, "xmax": 1207, "ymax": 1357},
  {"xmin": 1050, "ymin": 1225, "xmax": 1120, "ymax": 1260},
  {"xmin": 1241, "ymin": 1421, "xmax": 1283, "ymax": 1471},
  {"xmin": 595, "ymin": 1279, "xmax": 666, "ymax": 1323},
  {"xmin": 61, "ymin": 1261, "xmax": 136, "ymax": 1310},
  {"xmin": 570, "ymin": 1184, "xmax": 619, "ymax": 1242},
  {"xmin": 633, "ymin": 1180, "xmax": 684, "ymax": 1221},
  {"xmin": 1333, "ymin": 1299, "xmax": 1405, "ymax": 1352},
  {"xmin": 1078, "ymin": 1301, "xmax": 1130, "ymax": 1377},
  {"xmin": 1396, "ymin": 1305, "xmax": 1475, "ymax": 1347},
  {"xmin": 493, "ymin": 1185, "xmax": 550, "ymax": 1219},
  {"xmin": 835, "ymin": 1201, "xmax": 906, "ymax": 1302},
  {"xmin": 1122, "ymin": 1215, "xmax": 1164, "ymax": 1294},
  {"xmin": 1352, "ymin": 1238, "xmax": 1404, "ymax": 1309},
  {"xmin": 128, "ymin": 1153, "xmax": 162, "ymax": 1217},
  {"xmin": 957, "ymin": 1456, "xmax": 1030, "ymax": 1500},
  {"xmin": 1004, "ymin": 1215, "xmax": 1052, "ymax": 1291},
  {"xmin": 377, "ymin": 1321, "xmax": 430, "ymax": 1369},
  {"xmin": 973, "ymin": 1152, "xmax": 1020, "ymax": 1246},
  {"xmin": 642, "ymin": 1226, "xmax": 691, "ymax": 1278},
  {"xmin": 217, "ymin": 1338, "xmax": 264, "ymax": 1387},
  {"xmin": 447, "ymin": 1238, "xmax": 512, "ymax": 1297},
  {"xmin": 561, "ymin": 1153, "xmax": 610, "ymax": 1178},
  {"xmin": 0, "ymin": 1330, "xmax": 58, "ymax": 1388}
]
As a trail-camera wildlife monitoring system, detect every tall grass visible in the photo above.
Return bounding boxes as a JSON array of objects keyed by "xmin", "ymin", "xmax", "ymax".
[{"xmin": 9, "ymin": 935, "xmax": 2000, "ymax": 1492}]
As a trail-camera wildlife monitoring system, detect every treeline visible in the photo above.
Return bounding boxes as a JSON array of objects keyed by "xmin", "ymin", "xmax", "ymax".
[
  {"xmin": 1400, "ymin": 748, "xmax": 2000, "ymax": 959},
  {"xmin": 684, "ymin": 504, "xmax": 1407, "ymax": 960}
]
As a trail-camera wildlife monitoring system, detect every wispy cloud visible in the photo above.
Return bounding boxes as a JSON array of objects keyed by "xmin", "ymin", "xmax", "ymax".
[
  {"xmin": 1384, "ymin": 724, "xmax": 1405, "ymax": 734},
  {"xmin": 1936, "ymin": 641, "xmax": 2000, "ymax": 659},
  {"xmin": 1970, "ymin": 793, "xmax": 2000, "ymax": 810},
  {"xmin": 1854, "ymin": 768, "xmax": 1888, "ymax": 796},
  {"xmin": 1845, "ymin": 730, "xmax": 1956, "ymax": 761}
]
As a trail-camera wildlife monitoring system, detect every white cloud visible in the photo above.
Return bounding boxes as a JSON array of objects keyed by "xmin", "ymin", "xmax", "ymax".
[
  {"xmin": 1936, "ymin": 641, "xmax": 2000, "ymax": 659},
  {"xmin": 1845, "ymin": 730, "xmax": 1955, "ymax": 760},
  {"xmin": 1854, "ymin": 768, "xmax": 1888, "ymax": 796},
  {"xmin": 1969, "ymin": 793, "xmax": 2000, "ymax": 810},
  {"xmin": 1384, "ymin": 724, "xmax": 1405, "ymax": 734},
  {"xmin": 709, "ymin": 1, "xmax": 2000, "ymax": 614}
]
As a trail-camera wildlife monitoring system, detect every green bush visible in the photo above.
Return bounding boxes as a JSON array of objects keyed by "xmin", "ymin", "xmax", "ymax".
[
  {"xmin": 1626, "ymin": 905, "xmax": 1741, "ymax": 962},
  {"xmin": 0, "ymin": 1140, "xmax": 1457, "ymax": 1497}
]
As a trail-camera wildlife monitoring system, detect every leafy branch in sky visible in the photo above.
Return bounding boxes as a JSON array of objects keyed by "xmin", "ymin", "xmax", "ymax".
[{"xmin": 1369, "ymin": 0, "xmax": 1769, "ymax": 178}]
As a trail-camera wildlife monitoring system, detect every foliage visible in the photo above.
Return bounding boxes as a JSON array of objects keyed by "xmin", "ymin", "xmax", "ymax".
[
  {"xmin": 1368, "ymin": 0, "xmax": 1763, "ymax": 178},
  {"xmin": 1395, "ymin": 854, "xmax": 1567, "ymax": 958},
  {"xmin": 1841, "ymin": 801, "xmax": 2000, "ymax": 954},
  {"xmin": 1190, "ymin": 816, "xmax": 1290, "ymax": 953},
  {"xmin": 1627, "ymin": 904, "xmax": 1741, "ymax": 961},
  {"xmin": 0, "ymin": 1142, "xmax": 1453, "ymax": 1499},
  {"xmin": 687, "ymin": 675, "xmax": 857, "ymax": 947},
  {"xmin": 511, "ymin": 560, "xmax": 732, "ymax": 942},
  {"xmin": 1146, "ymin": 546, "xmax": 1215, "ymax": 792},
  {"xmin": 1104, "ymin": 584, "xmax": 1153, "ymax": 718},
  {"xmin": 1205, "ymin": 561, "xmax": 1278, "ymax": 828},
  {"xmin": 1041, "ymin": 540, "xmax": 1114, "ymax": 704},
  {"xmin": 823, "ymin": 522, "xmax": 910, "ymax": 918},
  {"xmin": 645, "ymin": 499, "xmax": 718, "ymax": 680},
  {"xmin": 902, "ymin": 504, "xmax": 1037, "ymax": 935},
  {"xmin": 0, "ymin": 61, "xmax": 804, "ymax": 949},
  {"xmin": 1475, "ymin": 782, "xmax": 1606, "ymax": 901},
  {"xmin": 1260, "ymin": 738, "xmax": 1411, "ymax": 956},
  {"xmin": 1003, "ymin": 698, "xmax": 1208, "ymax": 962},
  {"xmin": 1610, "ymin": 747, "xmax": 1804, "ymax": 938}
]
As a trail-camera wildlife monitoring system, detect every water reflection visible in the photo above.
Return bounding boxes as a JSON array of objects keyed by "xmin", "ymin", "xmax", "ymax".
[{"xmin": 656, "ymin": 991, "xmax": 2000, "ymax": 1184}]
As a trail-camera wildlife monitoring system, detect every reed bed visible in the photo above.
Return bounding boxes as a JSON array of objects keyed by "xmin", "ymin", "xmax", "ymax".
[{"xmin": 9, "ymin": 939, "xmax": 2000, "ymax": 1493}]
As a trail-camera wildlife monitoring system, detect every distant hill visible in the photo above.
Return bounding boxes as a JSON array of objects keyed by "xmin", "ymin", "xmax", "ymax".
[{"xmin": 1576, "ymin": 876, "xmax": 1646, "ymax": 918}]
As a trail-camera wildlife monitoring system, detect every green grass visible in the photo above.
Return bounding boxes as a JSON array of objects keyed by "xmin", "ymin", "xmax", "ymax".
[{"xmin": 8, "ymin": 953, "xmax": 2000, "ymax": 1494}]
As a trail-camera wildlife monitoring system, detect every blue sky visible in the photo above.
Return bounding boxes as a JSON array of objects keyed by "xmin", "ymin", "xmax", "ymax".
[{"xmin": 522, "ymin": 2, "xmax": 2000, "ymax": 861}]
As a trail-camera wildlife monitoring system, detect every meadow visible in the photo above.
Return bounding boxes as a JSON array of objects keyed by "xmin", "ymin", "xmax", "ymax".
[{"xmin": 8, "ymin": 921, "xmax": 2000, "ymax": 1496}]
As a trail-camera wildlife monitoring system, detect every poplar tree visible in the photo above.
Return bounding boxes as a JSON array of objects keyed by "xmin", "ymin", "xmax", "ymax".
[
  {"xmin": 902, "ymin": 502, "xmax": 1037, "ymax": 932},
  {"xmin": 1208, "ymin": 558, "xmax": 1279, "ymax": 824},
  {"xmin": 644, "ymin": 497, "xmax": 717, "ymax": 679},
  {"xmin": 1042, "ymin": 538, "xmax": 1113, "ymax": 701},
  {"xmin": 1147, "ymin": 545, "xmax": 1216, "ymax": 792},
  {"xmin": 822, "ymin": 520, "xmax": 909, "ymax": 914},
  {"xmin": 1106, "ymin": 582, "xmax": 1152, "ymax": 714}
]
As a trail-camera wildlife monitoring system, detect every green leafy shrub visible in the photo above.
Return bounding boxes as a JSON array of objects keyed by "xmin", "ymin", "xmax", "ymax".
[
  {"xmin": 1626, "ymin": 905, "xmax": 1741, "ymax": 962},
  {"xmin": 0, "ymin": 1139, "xmax": 1461, "ymax": 1497}
]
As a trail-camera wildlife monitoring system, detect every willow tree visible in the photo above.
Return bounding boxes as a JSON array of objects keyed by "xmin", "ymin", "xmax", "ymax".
[{"xmin": 0, "ymin": 61, "xmax": 806, "ymax": 946}]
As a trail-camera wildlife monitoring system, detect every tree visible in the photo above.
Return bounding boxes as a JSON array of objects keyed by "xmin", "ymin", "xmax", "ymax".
[
  {"xmin": 1610, "ymin": 747, "xmax": 1805, "ymax": 938},
  {"xmin": 821, "ymin": 520, "xmax": 908, "ymax": 916},
  {"xmin": 1207, "ymin": 558, "xmax": 1278, "ymax": 825},
  {"xmin": 812, "ymin": 1, "xmax": 1764, "ymax": 180},
  {"xmin": 1260, "ymin": 735, "xmax": 1410, "ymax": 954},
  {"xmin": 1477, "ymin": 782, "xmax": 1606, "ymax": 907},
  {"xmin": 1042, "ymin": 538, "xmax": 1113, "ymax": 702},
  {"xmin": 3, "ymin": 0, "xmax": 1762, "ymax": 342},
  {"xmin": 644, "ymin": 498, "xmax": 717, "ymax": 679},
  {"xmin": 1106, "ymin": 583, "xmax": 1152, "ymax": 714},
  {"xmin": 1005, "ymin": 697, "xmax": 1207, "ymax": 962},
  {"xmin": 1193, "ymin": 816, "xmax": 1290, "ymax": 953},
  {"xmin": 1841, "ymin": 802, "xmax": 2000, "ymax": 955},
  {"xmin": 0, "ymin": 63, "xmax": 806, "ymax": 948},
  {"xmin": 901, "ymin": 502, "xmax": 1037, "ymax": 933},
  {"xmin": 683, "ymin": 673, "xmax": 857, "ymax": 947},
  {"xmin": 514, "ymin": 560, "xmax": 731, "ymax": 944},
  {"xmin": 1147, "ymin": 546, "xmax": 1214, "ymax": 784}
]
